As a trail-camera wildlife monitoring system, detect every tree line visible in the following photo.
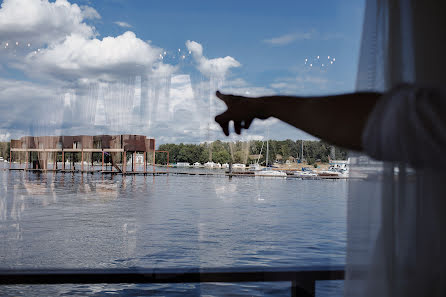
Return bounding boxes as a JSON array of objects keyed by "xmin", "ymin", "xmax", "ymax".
[
  {"xmin": 1, "ymin": 140, "xmax": 348, "ymax": 166},
  {"xmin": 0, "ymin": 142, "xmax": 9, "ymax": 160},
  {"xmin": 156, "ymin": 140, "xmax": 347, "ymax": 165}
]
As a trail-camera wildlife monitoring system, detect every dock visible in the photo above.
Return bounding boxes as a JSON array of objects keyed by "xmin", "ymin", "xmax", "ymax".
[{"xmin": 3, "ymin": 166, "xmax": 348, "ymax": 179}]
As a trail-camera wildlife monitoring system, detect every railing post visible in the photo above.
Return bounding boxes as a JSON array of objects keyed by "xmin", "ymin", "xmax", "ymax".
[
  {"xmin": 123, "ymin": 151, "xmax": 126, "ymax": 173},
  {"xmin": 153, "ymin": 139, "xmax": 156, "ymax": 173},
  {"xmin": 25, "ymin": 150, "xmax": 28, "ymax": 170},
  {"xmin": 133, "ymin": 151, "xmax": 135, "ymax": 172},
  {"xmin": 291, "ymin": 280, "xmax": 315, "ymax": 297}
]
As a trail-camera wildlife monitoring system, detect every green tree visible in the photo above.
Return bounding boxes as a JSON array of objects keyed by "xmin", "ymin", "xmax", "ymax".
[{"xmin": 213, "ymin": 150, "xmax": 230, "ymax": 164}]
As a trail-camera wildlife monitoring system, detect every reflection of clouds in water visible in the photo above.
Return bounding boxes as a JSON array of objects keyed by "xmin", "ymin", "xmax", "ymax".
[
  {"xmin": 255, "ymin": 177, "xmax": 265, "ymax": 201},
  {"xmin": 214, "ymin": 182, "xmax": 237, "ymax": 201},
  {"xmin": 0, "ymin": 174, "xmax": 6, "ymax": 221},
  {"xmin": 77, "ymin": 180, "xmax": 119, "ymax": 202},
  {"xmin": 1, "ymin": 172, "xmax": 25, "ymax": 241},
  {"xmin": 0, "ymin": 172, "xmax": 122, "ymax": 243},
  {"xmin": 94, "ymin": 181, "xmax": 118, "ymax": 199},
  {"xmin": 122, "ymin": 222, "xmax": 137, "ymax": 257},
  {"xmin": 0, "ymin": 172, "xmax": 142, "ymax": 270}
]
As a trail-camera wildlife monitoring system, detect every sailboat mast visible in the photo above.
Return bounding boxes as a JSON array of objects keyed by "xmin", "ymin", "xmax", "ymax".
[
  {"xmin": 266, "ymin": 139, "xmax": 269, "ymax": 167},
  {"xmin": 301, "ymin": 140, "xmax": 303, "ymax": 162}
]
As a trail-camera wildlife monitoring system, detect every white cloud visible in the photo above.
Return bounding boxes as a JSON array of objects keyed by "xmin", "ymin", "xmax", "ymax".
[
  {"xmin": 0, "ymin": 1, "xmax": 167, "ymax": 83},
  {"xmin": 270, "ymin": 75, "xmax": 329, "ymax": 91},
  {"xmin": 114, "ymin": 21, "xmax": 132, "ymax": 28},
  {"xmin": 0, "ymin": 73, "xmax": 313, "ymax": 144},
  {"xmin": 0, "ymin": 78, "xmax": 64, "ymax": 137},
  {"xmin": 0, "ymin": 132, "xmax": 11, "ymax": 142},
  {"xmin": 0, "ymin": 0, "xmax": 99, "ymax": 46},
  {"xmin": 263, "ymin": 30, "xmax": 343, "ymax": 46},
  {"xmin": 81, "ymin": 5, "xmax": 101, "ymax": 20},
  {"xmin": 263, "ymin": 31, "xmax": 314, "ymax": 46},
  {"xmin": 186, "ymin": 40, "xmax": 240, "ymax": 78},
  {"xmin": 24, "ymin": 31, "xmax": 162, "ymax": 82},
  {"xmin": 0, "ymin": 1, "xmax": 315, "ymax": 144},
  {"xmin": 219, "ymin": 78, "xmax": 275, "ymax": 97}
]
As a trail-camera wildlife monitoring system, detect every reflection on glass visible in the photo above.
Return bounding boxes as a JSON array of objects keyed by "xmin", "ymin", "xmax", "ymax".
[{"xmin": 0, "ymin": 0, "xmax": 364, "ymax": 295}]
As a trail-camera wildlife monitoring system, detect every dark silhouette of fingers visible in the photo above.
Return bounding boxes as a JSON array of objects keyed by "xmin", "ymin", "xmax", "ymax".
[
  {"xmin": 222, "ymin": 122, "xmax": 229, "ymax": 136},
  {"xmin": 216, "ymin": 91, "xmax": 232, "ymax": 106},
  {"xmin": 215, "ymin": 114, "xmax": 230, "ymax": 136},
  {"xmin": 243, "ymin": 118, "xmax": 253, "ymax": 129},
  {"xmin": 234, "ymin": 121, "xmax": 242, "ymax": 135}
]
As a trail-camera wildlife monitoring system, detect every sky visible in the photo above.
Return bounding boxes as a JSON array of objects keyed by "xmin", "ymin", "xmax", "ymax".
[{"xmin": 0, "ymin": 0, "xmax": 365, "ymax": 146}]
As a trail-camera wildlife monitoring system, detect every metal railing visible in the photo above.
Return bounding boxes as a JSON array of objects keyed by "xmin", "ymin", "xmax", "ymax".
[{"xmin": 0, "ymin": 266, "xmax": 344, "ymax": 297}]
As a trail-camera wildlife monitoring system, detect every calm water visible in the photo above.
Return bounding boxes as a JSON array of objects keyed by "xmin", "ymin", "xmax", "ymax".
[{"xmin": 0, "ymin": 169, "xmax": 346, "ymax": 296}]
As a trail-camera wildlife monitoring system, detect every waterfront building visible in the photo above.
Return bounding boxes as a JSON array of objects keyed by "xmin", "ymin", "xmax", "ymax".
[{"xmin": 9, "ymin": 135, "xmax": 155, "ymax": 173}]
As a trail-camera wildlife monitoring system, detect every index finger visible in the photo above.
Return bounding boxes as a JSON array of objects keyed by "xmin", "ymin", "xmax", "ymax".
[{"xmin": 216, "ymin": 91, "xmax": 235, "ymax": 106}]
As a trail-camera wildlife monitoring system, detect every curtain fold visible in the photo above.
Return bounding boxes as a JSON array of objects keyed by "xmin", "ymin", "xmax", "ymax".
[{"xmin": 346, "ymin": 1, "xmax": 446, "ymax": 296}]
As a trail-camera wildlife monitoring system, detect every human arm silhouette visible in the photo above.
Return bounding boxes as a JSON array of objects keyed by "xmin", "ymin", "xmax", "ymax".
[{"xmin": 215, "ymin": 91, "xmax": 382, "ymax": 151}]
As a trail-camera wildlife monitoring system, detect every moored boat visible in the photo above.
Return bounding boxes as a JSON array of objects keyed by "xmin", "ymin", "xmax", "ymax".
[{"xmin": 255, "ymin": 168, "xmax": 287, "ymax": 177}]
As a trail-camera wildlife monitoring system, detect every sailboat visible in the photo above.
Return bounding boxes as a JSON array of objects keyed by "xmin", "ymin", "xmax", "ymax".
[
  {"xmin": 249, "ymin": 141, "xmax": 264, "ymax": 171},
  {"xmin": 254, "ymin": 135, "xmax": 287, "ymax": 177}
]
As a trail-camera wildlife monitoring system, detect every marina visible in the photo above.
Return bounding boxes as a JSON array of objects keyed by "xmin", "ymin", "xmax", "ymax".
[
  {"xmin": 4, "ymin": 135, "xmax": 351, "ymax": 180},
  {"xmin": 2, "ymin": 166, "xmax": 350, "ymax": 179}
]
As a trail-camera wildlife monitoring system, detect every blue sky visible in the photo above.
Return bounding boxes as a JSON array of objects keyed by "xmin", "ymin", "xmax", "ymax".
[
  {"xmin": 0, "ymin": 0, "xmax": 365, "ymax": 144},
  {"xmin": 86, "ymin": 0, "xmax": 364, "ymax": 93}
]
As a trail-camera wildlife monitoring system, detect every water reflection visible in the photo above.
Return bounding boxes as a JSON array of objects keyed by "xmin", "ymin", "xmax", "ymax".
[{"xmin": 0, "ymin": 170, "xmax": 346, "ymax": 295}]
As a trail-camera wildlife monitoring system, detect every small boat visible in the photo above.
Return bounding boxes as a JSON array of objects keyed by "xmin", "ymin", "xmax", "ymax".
[
  {"xmin": 204, "ymin": 161, "xmax": 221, "ymax": 168},
  {"xmin": 254, "ymin": 132, "xmax": 286, "ymax": 177},
  {"xmin": 294, "ymin": 169, "xmax": 318, "ymax": 178},
  {"xmin": 255, "ymin": 167, "xmax": 287, "ymax": 177},
  {"xmin": 192, "ymin": 162, "xmax": 201, "ymax": 168},
  {"xmin": 318, "ymin": 167, "xmax": 348, "ymax": 177},
  {"xmin": 319, "ymin": 159, "xmax": 350, "ymax": 177},
  {"xmin": 249, "ymin": 163, "xmax": 261, "ymax": 171},
  {"xmin": 232, "ymin": 163, "xmax": 246, "ymax": 170},
  {"xmin": 204, "ymin": 161, "xmax": 215, "ymax": 168}
]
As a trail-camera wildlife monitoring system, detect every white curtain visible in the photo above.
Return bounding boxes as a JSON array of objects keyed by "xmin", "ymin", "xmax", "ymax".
[{"xmin": 345, "ymin": 0, "xmax": 446, "ymax": 296}]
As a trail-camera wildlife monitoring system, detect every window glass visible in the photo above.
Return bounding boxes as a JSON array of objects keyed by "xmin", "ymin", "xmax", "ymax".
[{"xmin": 0, "ymin": 0, "xmax": 365, "ymax": 296}]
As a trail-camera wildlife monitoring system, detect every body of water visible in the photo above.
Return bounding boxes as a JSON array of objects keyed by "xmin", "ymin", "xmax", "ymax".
[{"xmin": 0, "ymin": 169, "xmax": 347, "ymax": 296}]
